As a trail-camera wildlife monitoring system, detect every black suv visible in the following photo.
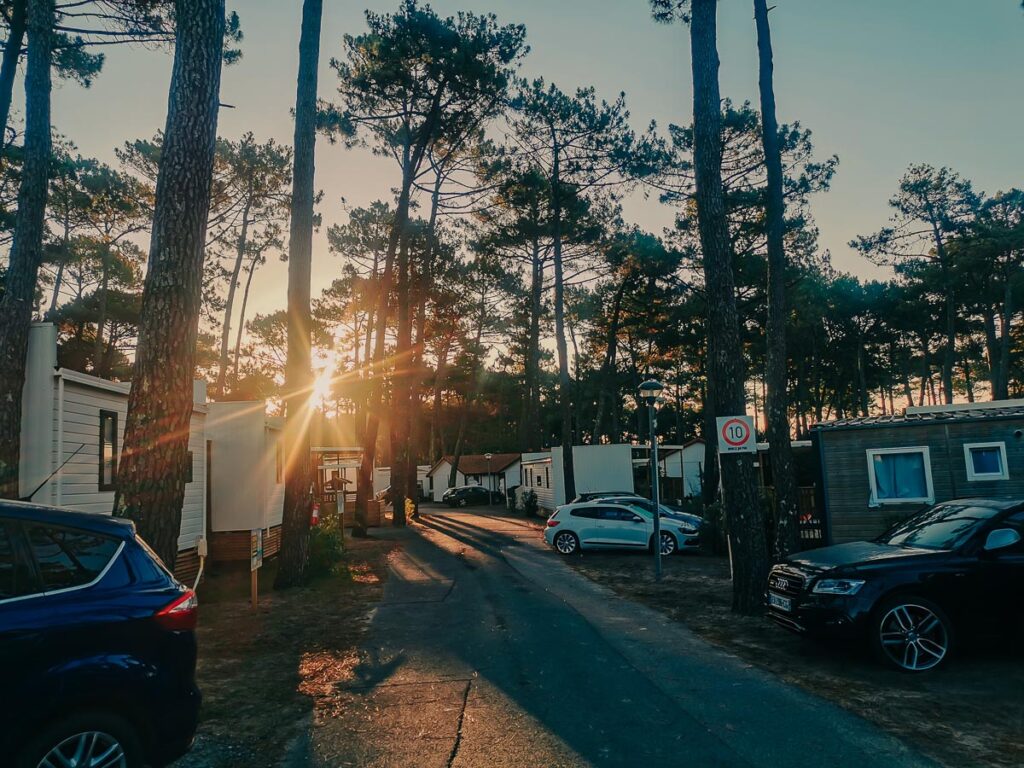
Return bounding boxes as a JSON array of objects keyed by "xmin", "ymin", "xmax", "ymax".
[
  {"xmin": 0, "ymin": 501, "xmax": 201, "ymax": 766},
  {"xmin": 767, "ymin": 498, "xmax": 1024, "ymax": 671}
]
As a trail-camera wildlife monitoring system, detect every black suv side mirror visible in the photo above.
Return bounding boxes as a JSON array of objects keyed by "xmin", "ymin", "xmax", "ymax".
[{"xmin": 984, "ymin": 528, "xmax": 1022, "ymax": 553}]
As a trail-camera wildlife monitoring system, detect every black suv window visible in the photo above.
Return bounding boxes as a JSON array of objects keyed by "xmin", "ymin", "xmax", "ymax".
[
  {"xmin": 570, "ymin": 508, "xmax": 600, "ymax": 519},
  {"xmin": 25, "ymin": 525, "xmax": 120, "ymax": 591},
  {"xmin": 0, "ymin": 523, "xmax": 35, "ymax": 600}
]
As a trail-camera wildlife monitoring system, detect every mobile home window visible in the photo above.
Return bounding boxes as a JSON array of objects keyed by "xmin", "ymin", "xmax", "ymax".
[
  {"xmin": 275, "ymin": 441, "xmax": 283, "ymax": 484},
  {"xmin": 544, "ymin": 467, "xmax": 550, "ymax": 488},
  {"xmin": 964, "ymin": 442, "xmax": 1008, "ymax": 481},
  {"xmin": 98, "ymin": 410, "xmax": 118, "ymax": 491},
  {"xmin": 866, "ymin": 447, "xmax": 933, "ymax": 505},
  {"xmin": 185, "ymin": 450, "xmax": 194, "ymax": 484}
]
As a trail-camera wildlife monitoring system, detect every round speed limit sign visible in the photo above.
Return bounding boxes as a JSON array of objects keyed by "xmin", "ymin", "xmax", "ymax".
[{"xmin": 716, "ymin": 415, "xmax": 756, "ymax": 453}]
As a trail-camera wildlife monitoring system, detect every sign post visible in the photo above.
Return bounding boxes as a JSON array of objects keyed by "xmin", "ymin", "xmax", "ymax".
[
  {"xmin": 715, "ymin": 415, "xmax": 756, "ymax": 582},
  {"xmin": 250, "ymin": 528, "xmax": 264, "ymax": 610}
]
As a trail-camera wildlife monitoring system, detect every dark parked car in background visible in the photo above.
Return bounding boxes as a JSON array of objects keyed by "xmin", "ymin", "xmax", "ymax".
[
  {"xmin": 443, "ymin": 485, "xmax": 504, "ymax": 507},
  {"xmin": 767, "ymin": 498, "xmax": 1024, "ymax": 671},
  {"xmin": 0, "ymin": 501, "xmax": 200, "ymax": 767}
]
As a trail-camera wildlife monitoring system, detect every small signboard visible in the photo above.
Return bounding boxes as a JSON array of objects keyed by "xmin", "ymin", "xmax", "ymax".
[
  {"xmin": 716, "ymin": 415, "xmax": 756, "ymax": 454},
  {"xmin": 250, "ymin": 528, "xmax": 263, "ymax": 610},
  {"xmin": 250, "ymin": 528, "xmax": 264, "ymax": 572}
]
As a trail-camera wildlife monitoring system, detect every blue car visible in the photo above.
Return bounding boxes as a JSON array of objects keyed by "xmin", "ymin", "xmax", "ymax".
[{"xmin": 0, "ymin": 501, "xmax": 200, "ymax": 767}]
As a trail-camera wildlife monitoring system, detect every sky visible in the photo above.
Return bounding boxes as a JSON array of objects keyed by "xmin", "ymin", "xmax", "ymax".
[{"xmin": 38, "ymin": 0, "xmax": 1024, "ymax": 326}]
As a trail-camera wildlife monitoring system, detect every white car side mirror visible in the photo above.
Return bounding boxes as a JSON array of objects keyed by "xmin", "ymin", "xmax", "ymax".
[{"xmin": 984, "ymin": 528, "xmax": 1022, "ymax": 552}]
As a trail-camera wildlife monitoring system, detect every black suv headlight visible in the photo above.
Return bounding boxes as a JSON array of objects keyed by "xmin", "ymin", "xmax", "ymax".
[{"xmin": 811, "ymin": 578, "xmax": 865, "ymax": 596}]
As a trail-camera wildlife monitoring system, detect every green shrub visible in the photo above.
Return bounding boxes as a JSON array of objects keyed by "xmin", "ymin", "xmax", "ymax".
[
  {"xmin": 522, "ymin": 489, "xmax": 539, "ymax": 518},
  {"xmin": 306, "ymin": 516, "xmax": 345, "ymax": 580}
]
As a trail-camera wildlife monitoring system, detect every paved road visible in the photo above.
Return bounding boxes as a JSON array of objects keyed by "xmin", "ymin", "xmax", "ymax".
[{"xmin": 305, "ymin": 507, "xmax": 935, "ymax": 768}]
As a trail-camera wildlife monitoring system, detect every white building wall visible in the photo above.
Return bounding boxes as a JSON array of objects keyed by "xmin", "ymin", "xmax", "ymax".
[
  {"xmin": 178, "ymin": 407, "xmax": 207, "ymax": 550},
  {"xmin": 19, "ymin": 325, "xmax": 206, "ymax": 550},
  {"xmin": 263, "ymin": 426, "xmax": 284, "ymax": 527},
  {"xmin": 660, "ymin": 443, "xmax": 705, "ymax": 498},
  {"xmin": 20, "ymin": 323, "xmax": 57, "ymax": 502},
  {"xmin": 373, "ymin": 466, "xmax": 390, "ymax": 495},
  {"xmin": 500, "ymin": 462, "xmax": 521, "ymax": 495},
  {"xmin": 551, "ymin": 444, "xmax": 635, "ymax": 507},
  {"xmin": 55, "ymin": 379, "xmax": 128, "ymax": 514},
  {"xmin": 681, "ymin": 442, "xmax": 705, "ymax": 497},
  {"xmin": 375, "ymin": 465, "xmax": 431, "ymax": 499},
  {"xmin": 429, "ymin": 460, "xmax": 466, "ymax": 502},
  {"xmin": 207, "ymin": 402, "xmax": 268, "ymax": 532},
  {"xmin": 521, "ymin": 460, "xmax": 554, "ymax": 510}
]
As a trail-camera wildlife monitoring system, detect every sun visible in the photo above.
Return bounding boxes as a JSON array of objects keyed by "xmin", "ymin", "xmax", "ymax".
[{"xmin": 310, "ymin": 350, "xmax": 338, "ymax": 410}]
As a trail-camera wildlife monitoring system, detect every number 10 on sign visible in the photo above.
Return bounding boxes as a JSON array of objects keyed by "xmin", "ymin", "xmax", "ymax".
[{"xmin": 716, "ymin": 415, "xmax": 756, "ymax": 454}]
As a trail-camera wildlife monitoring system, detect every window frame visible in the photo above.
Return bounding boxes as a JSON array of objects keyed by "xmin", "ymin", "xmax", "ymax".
[
  {"xmin": 963, "ymin": 441, "xmax": 1009, "ymax": 482},
  {"xmin": 866, "ymin": 446, "xmax": 935, "ymax": 506},
  {"xmin": 98, "ymin": 409, "xmax": 118, "ymax": 492}
]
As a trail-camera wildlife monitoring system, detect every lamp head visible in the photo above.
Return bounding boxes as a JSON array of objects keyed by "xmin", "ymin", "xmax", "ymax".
[
  {"xmin": 638, "ymin": 379, "xmax": 665, "ymax": 406},
  {"xmin": 484, "ymin": 453, "xmax": 493, "ymax": 460}
]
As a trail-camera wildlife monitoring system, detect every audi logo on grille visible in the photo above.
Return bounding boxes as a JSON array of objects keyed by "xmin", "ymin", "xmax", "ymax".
[{"xmin": 770, "ymin": 577, "xmax": 789, "ymax": 590}]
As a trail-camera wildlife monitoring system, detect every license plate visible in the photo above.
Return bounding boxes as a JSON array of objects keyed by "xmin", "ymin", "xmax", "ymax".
[{"xmin": 768, "ymin": 592, "xmax": 792, "ymax": 612}]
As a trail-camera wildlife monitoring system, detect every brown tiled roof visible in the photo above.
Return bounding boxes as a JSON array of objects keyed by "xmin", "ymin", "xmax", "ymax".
[{"xmin": 428, "ymin": 453, "xmax": 521, "ymax": 476}]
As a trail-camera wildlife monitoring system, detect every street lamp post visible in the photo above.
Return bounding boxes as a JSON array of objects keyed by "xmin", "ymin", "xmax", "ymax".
[
  {"xmin": 639, "ymin": 379, "xmax": 665, "ymax": 582},
  {"xmin": 485, "ymin": 453, "xmax": 493, "ymax": 507}
]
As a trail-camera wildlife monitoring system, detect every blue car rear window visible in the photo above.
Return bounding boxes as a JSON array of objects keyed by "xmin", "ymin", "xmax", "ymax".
[
  {"xmin": 0, "ymin": 523, "xmax": 34, "ymax": 599},
  {"xmin": 25, "ymin": 525, "xmax": 120, "ymax": 591}
]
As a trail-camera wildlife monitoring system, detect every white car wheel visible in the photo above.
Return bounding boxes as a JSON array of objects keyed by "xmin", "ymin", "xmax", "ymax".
[{"xmin": 554, "ymin": 531, "xmax": 579, "ymax": 555}]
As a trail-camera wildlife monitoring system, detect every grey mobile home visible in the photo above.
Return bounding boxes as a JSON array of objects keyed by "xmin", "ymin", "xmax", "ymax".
[{"xmin": 813, "ymin": 400, "xmax": 1024, "ymax": 543}]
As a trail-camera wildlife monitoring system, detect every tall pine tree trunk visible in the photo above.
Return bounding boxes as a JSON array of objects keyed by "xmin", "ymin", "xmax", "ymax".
[
  {"xmin": 550, "ymin": 137, "xmax": 576, "ymax": 500},
  {"xmin": 92, "ymin": 248, "xmax": 111, "ymax": 374},
  {"xmin": 354, "ymin": 165, "xmax": 407, "ymax": 536},
  {"xmin": 998, "ymin": 284, "xmax": 1013, "ymax": 400},
  {"xmin": 591, "ymin": 275, "xmax": 629, "ymax": 443},
  {"xmin": 0, "ymin": 0, "xmax": 52, "ymax": 499},
  {"xmin": 389, "ymin": 227, "xmax": 413, "ymax": 527},
  {"xmin": 755, "ymin": 0, "xmax": 799, "ymax": 558},
  {"xmin": 116, "ymin": 0, "xmax": 225, "ymax": 565},
  {"xmin": 217, "ymin": 197, "xmax": 251, "ymax": 396},
  {"xmin": 231, "ymin": 253, "xmax": 258, "ymax": 388},
  {"xmin": 276, "ymin": 0, "xmax": 322, "ymax": 588},
  {"xmin": 690, "ymin": 0, "xmax": 768, "ymax": 613},
  {"xmin": 519, "ymin": 236, "xmax": 543, "ymax": 450},
  {"xmin": 0, "ymin": 0, "xmax": 26, "ymax": 147}
]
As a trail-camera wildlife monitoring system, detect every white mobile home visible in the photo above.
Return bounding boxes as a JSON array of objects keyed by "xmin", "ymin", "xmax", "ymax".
[
  {"xmin": 373, "ymin": 464, "xmax": 432, "ymax": 500},
  {"xmin": 426, "ymin": 453, "xmax": 522, "ymax": 502},
  {"xmin": 19, "ymin": 323, "xmax": 208, "ymax": 581},
  {"xmin": 659, "ymin": 439, "xmax": 706, "ymax": 500},
  {"xmin": 205, "ymin": 401, "xmax": 285, "ymax": 563},
  {"xmin": 520, "ymin": 452, "xmax": 554, "ymax": 509},
  {"xmin": 551, "ymin": 444, "xmax": 635, "ymax": 508}
]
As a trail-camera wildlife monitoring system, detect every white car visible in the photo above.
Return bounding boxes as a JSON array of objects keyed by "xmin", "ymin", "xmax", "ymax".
[{"xmin": 544, "ymin": 501, "xmax": 700, "ymax": 556}]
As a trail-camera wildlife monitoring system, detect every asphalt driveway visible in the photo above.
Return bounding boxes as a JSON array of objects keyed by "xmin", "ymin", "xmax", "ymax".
[{"xmin": 301, "ymin": 507, "xmax": 935, "ymax": 768}]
